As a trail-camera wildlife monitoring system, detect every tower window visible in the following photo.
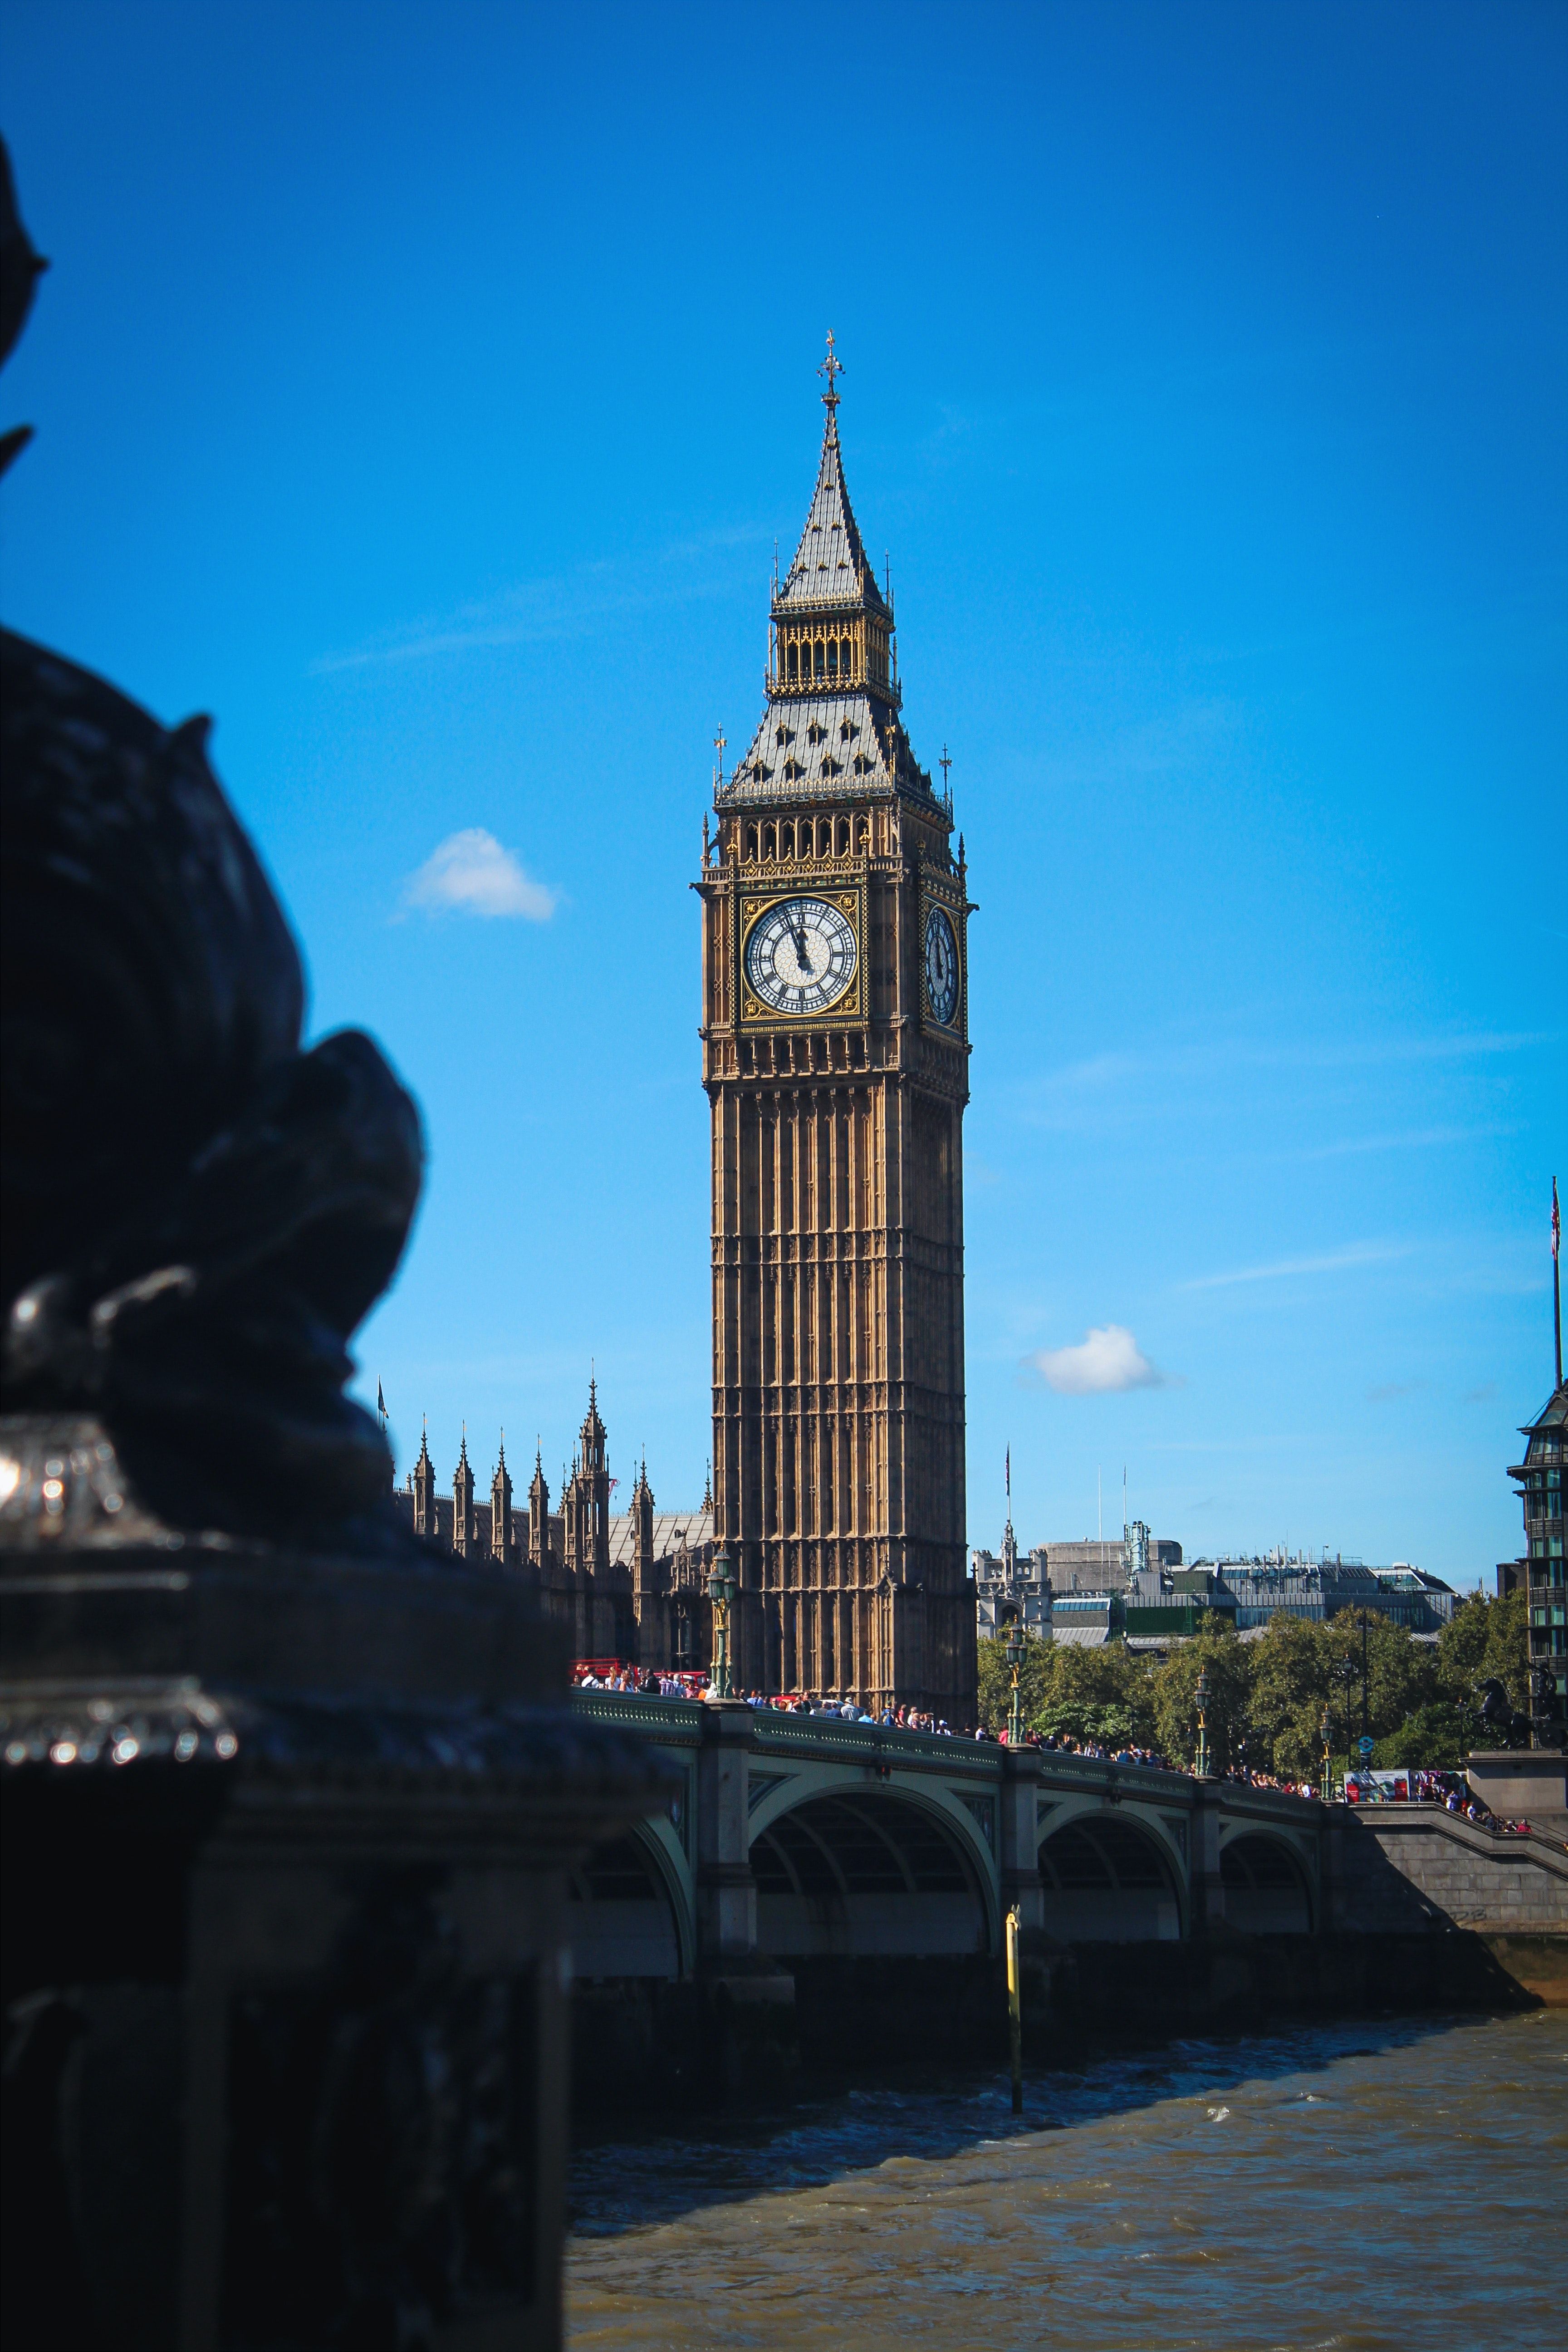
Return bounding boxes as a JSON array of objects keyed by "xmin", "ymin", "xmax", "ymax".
[
  {"xmin": 827, "ymin": 641, "xmax": 838, "ymax": 678},
  {"xmin": 787, "ymin": 643, "xmax": 799, "ymax": 682},
  {"xmin": 813, "ymin": 641, "xmax": 825, "ymax": 679}
]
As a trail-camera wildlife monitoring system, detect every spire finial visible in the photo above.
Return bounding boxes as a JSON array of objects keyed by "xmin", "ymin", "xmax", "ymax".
[
  {"xmin": 713, "ymin": 726, "xmax": 726, "ymax": 789},
  {"xmin": 818, "ymin": 329, "xmax": 843, "ymax": 415}
]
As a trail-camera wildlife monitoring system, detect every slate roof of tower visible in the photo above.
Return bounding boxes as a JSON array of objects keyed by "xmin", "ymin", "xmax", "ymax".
[
  {"xmin": 775, "ymin": 413, "xmax": 890, "ymax": 617},
  {"xmin": 720, "ymin": 695, "xmax": 933, "ymax": 805}
]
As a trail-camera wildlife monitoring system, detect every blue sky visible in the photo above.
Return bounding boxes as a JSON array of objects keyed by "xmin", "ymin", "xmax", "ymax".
[{"xmin": 4, "ymin": 2, "xmax": 1563, "ymax": 1581}]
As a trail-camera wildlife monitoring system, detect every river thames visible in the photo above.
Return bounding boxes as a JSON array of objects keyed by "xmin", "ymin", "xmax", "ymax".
[{"xmin": 566, "ymin": 2009, "xmax": 1563, "ymax": 2351}]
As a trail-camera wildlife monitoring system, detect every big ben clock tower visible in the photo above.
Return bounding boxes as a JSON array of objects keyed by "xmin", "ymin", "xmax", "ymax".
[{"xmin": 697, "ymin": 339, "xmax": 975, "ymax": 1719}]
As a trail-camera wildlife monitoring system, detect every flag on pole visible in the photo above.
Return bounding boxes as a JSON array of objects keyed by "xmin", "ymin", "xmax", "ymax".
[
  {"xmin": 377, "ymin": 1380, "xmax": 387, "ymax": 1418},
  {"xmin": 1005, "ymin": 1445, "xmax": 1010, "ymax": 1500},
  {"xmin": 1553, "ymin": 1176, "xmax": 1561, "ymax": 1262}
]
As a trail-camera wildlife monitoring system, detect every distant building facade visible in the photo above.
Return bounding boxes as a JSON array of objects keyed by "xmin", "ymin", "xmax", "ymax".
[
  {"xmin": 393, "ymin": 1381, "xmax": 716, "ymax": 1671},
  {"xmin": 1504, "ymin": 1379, "xmax": 1567, "ymax": 1746},
  {"xmin": 972, "ymin": 1521, "xmax": 1455, "ymax": 1649},
  {"xmin": 972, "ymin": 1519, "xmax": 1183, "ymax": 1644}
]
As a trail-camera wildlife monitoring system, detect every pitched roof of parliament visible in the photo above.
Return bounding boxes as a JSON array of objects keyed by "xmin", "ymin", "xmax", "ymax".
[{"xmin": 718, "ymin": 335, "xmax": 941, "ymax": 809}]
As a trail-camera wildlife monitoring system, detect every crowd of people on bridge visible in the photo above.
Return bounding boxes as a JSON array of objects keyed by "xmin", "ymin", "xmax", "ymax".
[{"xmin": 568, "ymin": 1666, "xmax": 1544, "ymax": 1834}]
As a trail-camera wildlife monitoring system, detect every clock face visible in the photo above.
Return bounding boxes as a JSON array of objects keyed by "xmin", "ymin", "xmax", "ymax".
[
  {"xmin": 745, "ymin": 895, "xmax": 858, "ymax": 1017},
  {"xmin": 924, "ymin": 904, "xmax": 960, "ymax": 1027}
]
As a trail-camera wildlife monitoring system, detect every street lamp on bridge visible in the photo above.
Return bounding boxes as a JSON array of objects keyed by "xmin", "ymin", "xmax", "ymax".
[
  {"xmin": 707, "ymin": 1552, "xmax": 739, "ymax": 1700},
  {"xmin": 1004, "ymin": 1609, "xmax": 1026, "ymax": 1747},
  {"xmin": 1194, "ymin": 1667, "xmax": 1211, "ymax": 1780}
]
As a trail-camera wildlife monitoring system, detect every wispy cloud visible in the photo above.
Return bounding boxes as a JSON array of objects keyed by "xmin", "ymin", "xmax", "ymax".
[
  {"xmin": 1025, "ymin": 1323, "xmax": 1171, "ymax": 1395},
  {"xmin": 1463, "ymin": 1382, "xmax": 1499, "ymax": 1405},
  {"xmin": 402, "ymin": 829, "xmax": 556, "ymax": 921},
  {"xmin": 1179, "ymin": 1241, "xmax": 1406, "ymax": 1292},
  {"xmin": 1299, "ymin": 1126, "xmax": 1503, "ymax": 1161},
  {"xmin": 311, "ymin": 524, "xmax": 768, "ymax": 674},
  {"xmin": 1009, "ymin": 1032, "xmax": 1550, "ymax": 1138},
  {"xmin": 1367, "ymin": 1379, "xmax": 1429, "ymax": 1402}
]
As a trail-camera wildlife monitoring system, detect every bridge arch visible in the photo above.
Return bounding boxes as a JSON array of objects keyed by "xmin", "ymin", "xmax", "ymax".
[
  {"xmin": 750, "ymin": 1786, "xmax": 995, "ymax": 1959},
  {"xmin": 1220, "ymin": 1831, "xmax": 1313, "ymax": 1933},
  {"xmin": 567, "ymin": 1818, "xmax": 694, "ymax": 1980},
  {"xmin": 1038, "ymin": 1811, "xmax": 1184, "ymax": 1941}
]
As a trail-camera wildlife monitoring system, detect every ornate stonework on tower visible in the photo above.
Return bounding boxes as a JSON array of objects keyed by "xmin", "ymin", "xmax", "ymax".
[{"xmin": 696, "ymin": 340, "xmax": 975, "ymax": 1716}]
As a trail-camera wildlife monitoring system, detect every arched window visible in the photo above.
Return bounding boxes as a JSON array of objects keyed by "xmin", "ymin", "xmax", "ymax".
[
  {"xmin": 835, "ymin": 818, "xmax": 849, "ymax": 857},
  {"xmin": 787, "ymin": 642, "xmax": 799, "ymax": 682},
  {"xmin": 745, "ymin": 826, "xmax": 758, "ymax": 861},
  {"xmin": 839, "ymin": 637, "xmax": 852, "ymax": 678},
  {"xmin": 782, "ymin": 822, "xmax": 795, "ymax": 858},
  {"xmin": 813, "ymin": 639, "xmax": 825, "ymax": 680},
  {"xmin": 763, "ymin": 824, "xmax": 776, "ymax": 861},
  {"xmin": 818, "ymin": 822, "xmax": 831, "ymax": 857},
  {"xmin": 826, "ymin": 640, "xmax": 838, "ymax": 679}
]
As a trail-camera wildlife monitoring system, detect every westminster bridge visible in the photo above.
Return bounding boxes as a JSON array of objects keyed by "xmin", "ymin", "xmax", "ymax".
[
  {"xmin": 569, "ymin": 1692, "xmax": 1321, "ymax": 1974},
  {"xmin": 571, "ymin": 1691, "xmax": 1321, "ymax": 1972}
]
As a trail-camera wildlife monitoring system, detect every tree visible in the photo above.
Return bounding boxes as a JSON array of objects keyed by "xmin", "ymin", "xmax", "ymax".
[
  {"xmin": 1034, "ymin": 1641, "xmax": 1159, "ymax": 1749},
  {"xmin": 1437, "ymin": 1590, "xmax": 1529, "ymax": 1718},
  {"xmin": 1371, "ymin": 1703, "xmax": 1466, "ymax": 1769},
  {"xmin": 1313, "ymin": 1609, "xmax": 1436, "ymax": 1771},
  {"xmin": 1151, "ymin": 1622, "xmax": 1253, "ymax": 1773},
  {"xmin": 976, "ymin": 1631, "xmax": 1052, "ymax": 1734},
  {"xmin": 1247, "ymin": 1614, "xmax": 1333, "ymax": 1779}
]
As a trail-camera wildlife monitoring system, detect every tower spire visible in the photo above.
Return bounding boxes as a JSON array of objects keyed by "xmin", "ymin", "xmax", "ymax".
[{"xmin": 818, "ymin": 328, "xmax": 843, "ymax": 415}]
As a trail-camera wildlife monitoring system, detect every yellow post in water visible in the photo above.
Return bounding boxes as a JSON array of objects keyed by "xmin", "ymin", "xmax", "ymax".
[{"xmin": 1006, "ymin": 1906, "xmax": 1023, "ymax": 2115}]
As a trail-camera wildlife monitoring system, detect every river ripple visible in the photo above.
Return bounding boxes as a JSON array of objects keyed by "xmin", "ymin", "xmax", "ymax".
[{"xmin": 566, "ymin": 2010, "xmax": 1563, "ymax": 2351}]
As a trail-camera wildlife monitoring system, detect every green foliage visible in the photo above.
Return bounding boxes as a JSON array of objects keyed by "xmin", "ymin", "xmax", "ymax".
[
  {"xmin": 1246, "ymin": 1613, "xmax": 1333, "ymax": 1779},
  {"xmin": 1437, "ymin": 1591, "xmax": 1529, "ymax": 1714},
  {"xmin": 1150, "ymin": 1622, "xmax": 1251, "ymax": 1773},
  {"xmin": 983, "ymin": 1604, "xmax": 1485, "ymax": 1774},
  {"xmin": 977, "ymin": 1632, "xmax": 1160, "ymax": 1745},
  {"xmin": 1034, "ymin": 1641, "xmax": 1159, "ymax": 1746},
  {"xmin": 1370, "ymin": 1702, "xmax": 1466, "ymax": 1769}
]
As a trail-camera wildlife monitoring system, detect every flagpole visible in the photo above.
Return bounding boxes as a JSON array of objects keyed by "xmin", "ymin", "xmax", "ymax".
[{"xmin": 1553, "ymin": 1176, "xmax": 1562, "ymax": 1389}]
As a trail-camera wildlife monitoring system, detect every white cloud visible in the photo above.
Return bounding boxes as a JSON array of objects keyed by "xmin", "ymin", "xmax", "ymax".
[
  {"xmin": 403, "ymin": 829, "xmax": 556, "ymax": 921},
  {"xmin": 1028, "ymin": 1324, "xmax": 1168, "ymax": 1395}
]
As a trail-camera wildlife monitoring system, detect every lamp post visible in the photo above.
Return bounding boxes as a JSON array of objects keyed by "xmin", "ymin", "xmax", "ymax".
[
  {"xmin": 707, "ymin": 1550, "xmax": 739, "ymax": 1700},
  {"xmin": 1194, "ymin": 1667, "xmax": 1211, "ymax": 1779},
  {"xmin": 1004, "ymin": 1610, "xmax": 1025, "ymax": 1747},
  {"xmin": 1338, "ymin": 1651, "xmax": 1358, "ymax": 1787},
  {"xmin": 1320, "ymin": 1706, "xmax": 1333, "ymax": 1803}
]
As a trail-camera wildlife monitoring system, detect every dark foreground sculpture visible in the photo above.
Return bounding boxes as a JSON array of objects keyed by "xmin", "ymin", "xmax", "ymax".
[{"xmin": 0, "ymin": 146, "xmax": 666, "ymax": 2350}]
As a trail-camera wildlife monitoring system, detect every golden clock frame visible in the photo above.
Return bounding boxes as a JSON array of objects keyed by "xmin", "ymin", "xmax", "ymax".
[
  {"xmin": 737, "ymin": 879, "xmax": 867, "ymax": 1029},
  {"xmin": 918, "ymin": 875, "xmax": 967, "ymax": 1039}
]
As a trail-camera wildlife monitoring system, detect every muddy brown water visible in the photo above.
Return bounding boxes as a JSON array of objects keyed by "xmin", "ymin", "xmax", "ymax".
[{"xmin": 566, "ymin": 2010, "xmax": 1563, "ymax": 2350}]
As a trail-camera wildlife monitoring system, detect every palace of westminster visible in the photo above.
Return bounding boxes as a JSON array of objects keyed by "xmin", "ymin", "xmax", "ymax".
[{"xmin": 395, "ymin": 339, "xmax": 976, "ymax": 1716}]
